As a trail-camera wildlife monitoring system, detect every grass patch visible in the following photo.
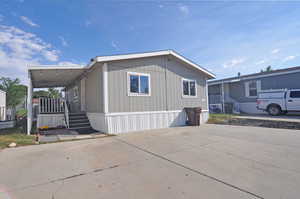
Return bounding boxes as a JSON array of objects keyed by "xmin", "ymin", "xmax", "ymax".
[
  {"xmin": 207, "ymin": 113, "xmax": 235, "ymax": 124},
  {"xmin": 0, "ymin": 127, "xmax": 35, "ymax": 149}
]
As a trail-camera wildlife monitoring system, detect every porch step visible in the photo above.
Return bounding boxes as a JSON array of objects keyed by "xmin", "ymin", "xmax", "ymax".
[
  {"xmin": 69, "ymin": 118, "xmax": 90, "ymax": 123},
  {"xmin": 68, "ymin": 112, "xmax": 96, "ymax": 133},
  {"xmin": 69, "ymin": 115, "xmax": 88, "ymax": 120},
  {"xmin": 69, "ymin": 122, "xmax": 91, "ymax": 128},
  {"xmin": 69, "ymin": 112, "xmax": 86, "ymax": 116},
  {"xmin": 70, "ymin": 127, "xmax": 99, "ymax": 134}
]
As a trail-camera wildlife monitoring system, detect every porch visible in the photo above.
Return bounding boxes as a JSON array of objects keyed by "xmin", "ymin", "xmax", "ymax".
[
  {"xmin": 208, "ymin": 82, "xmax": 240, "ymax": 114},
  {"xmin": 27, "ymin": 65, "xmax": 96, "ymax": 135}
]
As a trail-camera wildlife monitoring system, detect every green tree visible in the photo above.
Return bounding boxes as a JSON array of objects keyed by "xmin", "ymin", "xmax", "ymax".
[
  {"xmin": 0, "ymin": 77, "xmax": 27, "ymax": 118},
  {"xmin": 260, "ymin": 65, "xmax": 273, "ymax": 73},
  {"xmin": 33, "ymin": 88, "xmax": 62, "ymax": 98},
  {"xmin": 48, "ymin": 88, "xmax": 61, "ymax": 98},
  {"xmin": 33, "ymin": 90, "xmax": 49, "ymax": 98}
]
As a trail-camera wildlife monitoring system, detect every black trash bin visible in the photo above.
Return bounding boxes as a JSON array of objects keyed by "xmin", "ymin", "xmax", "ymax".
[
  {"xmin": 194, "ymin": 107, "xmax": 202, "ymax": 126},
  {"xmin": 184, "ymin": 108, "xmax": 195, "ymax": 125},
  {"xmin": 184, "ymin": 107, "xmax": 202, "ymax": 126}
]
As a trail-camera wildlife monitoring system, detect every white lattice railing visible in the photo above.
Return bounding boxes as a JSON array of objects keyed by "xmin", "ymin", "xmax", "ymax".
[{"xmin": 39, "ymin": 97, "xmax": 65, "ymax": 114}]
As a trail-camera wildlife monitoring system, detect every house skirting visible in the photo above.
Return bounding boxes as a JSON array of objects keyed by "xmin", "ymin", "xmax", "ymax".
[
  {"xmin": 37, "ymin": 114, "xmax": 65, "ymax": 128},
  {"xmin": 87, "ymin": 110, "xmax": 209, "ymax": 134}
]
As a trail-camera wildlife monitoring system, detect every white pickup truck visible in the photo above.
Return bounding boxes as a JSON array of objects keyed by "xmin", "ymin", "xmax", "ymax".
[{"xmin": 256, "ymin": 89, "xmax": 300, "ymax": 116}]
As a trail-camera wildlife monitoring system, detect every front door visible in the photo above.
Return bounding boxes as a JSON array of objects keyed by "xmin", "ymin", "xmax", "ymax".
[{"xmin": 286, "ymin": 90, "xmax": 300, "ymax": 111}]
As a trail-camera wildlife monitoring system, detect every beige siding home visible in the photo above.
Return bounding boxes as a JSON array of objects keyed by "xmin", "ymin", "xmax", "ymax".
[{"xmin": 28, "ymin": 50, "xmax": 215, "ymax": 134}]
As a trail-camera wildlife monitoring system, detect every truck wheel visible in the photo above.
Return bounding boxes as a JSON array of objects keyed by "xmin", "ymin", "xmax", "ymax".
[{"xmin": 267, "ymin": 105, "xmax": 281, "ymax": 116}]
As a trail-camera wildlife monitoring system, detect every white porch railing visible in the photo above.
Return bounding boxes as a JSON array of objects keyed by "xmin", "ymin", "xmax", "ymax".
[
  {"xmin": 39, "ymin": 97, "xmax": 65, "ymax": 114},
  {"xmin": 38, "ymin": 97, "xmax": 70, "ymax": 128}
]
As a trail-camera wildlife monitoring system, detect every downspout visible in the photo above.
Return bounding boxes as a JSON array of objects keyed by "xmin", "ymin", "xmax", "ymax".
[
  {"xmin": 205, "ymin": 78, "xmax": 209, "ymax": 111},
  {"xmin": 164, "ymin": 55, "xmax": 169, "ymax": 111},
  {"xmin": 221, "ymin": 81, "xmax": 225, "ymax": 113}
]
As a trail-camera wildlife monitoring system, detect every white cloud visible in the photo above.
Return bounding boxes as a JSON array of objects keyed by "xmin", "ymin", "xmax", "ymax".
[
  {"xmin": 42, "ymin": 50, "xmax": 59, "ymax": 62},
  {"xmin": 111, "ymin": 41, "xmax": 119, "ymax": 50},
  {"xmin": 20, "ymin": 16, "xmax": 39, "ymax": 27},
  {"xmin": 59, "ymin": 36, "xmax": 68, "ymax": 47},
  {"xmin": 283, "ymin": 55, "xmax": 296, "ymax": 62},
  {"xmin": 223, "ymin": 58, "xmax": 246, "ymax": 68},
  {"xmin": 0, "ymin": 25, "xmax": 60, "ymax": 82},
  {"xmin": 178, "ymin": 5, "xmax": 189, "ymax": 15},
  {"xmin": 255, "ymin": 59, "xmax": 266, "ymax": 65},
  {"xmin": 271, "ymin": 48, "xmax": 280, "ymax": 54}
]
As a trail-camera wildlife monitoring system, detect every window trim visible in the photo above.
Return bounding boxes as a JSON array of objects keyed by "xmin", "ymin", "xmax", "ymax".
[
  {"xmin": 127, "ymin": 72, "xmax": 151, "ymax": 97},
  {"xmin": 182, "ymin": 78, "xmax": 198, "ymax": 98}
]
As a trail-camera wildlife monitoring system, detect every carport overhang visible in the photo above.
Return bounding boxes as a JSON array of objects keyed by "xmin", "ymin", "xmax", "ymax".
[
  {"xmin": 27, "ymin": 65, "xmax": 86, "ymax": 135},
  {"xmin": 28, "ymin": 65, "xmax": 86, "ymax": 88}
]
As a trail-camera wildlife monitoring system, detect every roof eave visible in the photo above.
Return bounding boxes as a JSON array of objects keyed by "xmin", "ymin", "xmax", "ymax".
[
  {"xmin": 94, "ymin": 50, "xmax": 216, "ymax": 79},
  {"xmin": 28, "ymin": 65, "xmax": 86, "ymax": 71}
]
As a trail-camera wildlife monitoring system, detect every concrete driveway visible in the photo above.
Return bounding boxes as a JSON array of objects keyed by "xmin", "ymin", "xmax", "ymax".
[{"xmin": 1, "ymin": 124, "xmax": 300, "ymax": 199}]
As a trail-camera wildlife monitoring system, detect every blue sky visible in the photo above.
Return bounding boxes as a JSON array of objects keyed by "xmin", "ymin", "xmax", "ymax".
[{"xmin": 1, "ymin": 0, "xmax": 300, "ymax": 84}]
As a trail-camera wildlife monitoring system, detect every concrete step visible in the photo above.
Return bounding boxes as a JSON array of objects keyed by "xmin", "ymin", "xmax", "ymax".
[{"xmin": 69, "ymin": 126, "xmax": 92, "ymax": 130}]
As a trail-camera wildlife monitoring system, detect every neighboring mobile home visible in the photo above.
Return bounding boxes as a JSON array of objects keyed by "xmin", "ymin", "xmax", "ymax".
[
  {"xmin": 208, "ymin": 66, "xmax": 300, "ymax": 114},
  {"xmin": 27, "ymin": 50, "xmax": 215, "ymax": 135}
]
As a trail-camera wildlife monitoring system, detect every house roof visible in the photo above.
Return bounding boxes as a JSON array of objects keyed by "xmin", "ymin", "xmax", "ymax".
[
  {"xmin": 28, "ymin": 50, "xmax": 215, "ymax": 88},
  {"xmin": 208, "ymin": 66, "xmax": 300, "ymax": 86},
  {"xmin": 91, "ymin": 50, "xmax": 216, "ymax": 79}
]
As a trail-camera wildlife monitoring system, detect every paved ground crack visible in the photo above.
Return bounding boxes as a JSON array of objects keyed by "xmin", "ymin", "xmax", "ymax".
[
  {"xmin": 115, "ymin": 137, "xmax": 264, "ymax": 199},
  {"xmin": 9, "ymin": 164, "xmax": 120, "ymax": 192}
]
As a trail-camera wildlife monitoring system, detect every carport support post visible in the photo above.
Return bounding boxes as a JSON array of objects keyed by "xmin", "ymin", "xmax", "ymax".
[
  {"xmin": 27, "ymin": 74, "xmax": 33, "ymax": 135},
  {"xmin": 221, "ymin": 81, "xmax": 225, "ymax": 113}
]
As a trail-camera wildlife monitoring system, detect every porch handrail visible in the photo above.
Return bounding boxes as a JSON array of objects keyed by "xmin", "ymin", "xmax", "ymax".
[{"xmin": 63, "ymin": 99, "xmax": 69, "ymax": 128}]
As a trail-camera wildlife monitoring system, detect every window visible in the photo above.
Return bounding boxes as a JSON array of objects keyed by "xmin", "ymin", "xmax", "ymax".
[
  {"xmin": 128, "ymin": 72, "xmax": 150, "ymax": 96},
  {"xmin": 249, "ymin": 81, "xmax": 257, "ymax": 97},
  {"xmin": 182, "ymin": 79, "xmax": 197, "ymax": 97},
  {"xmin": 290, "ymin": 91, "xmax": 300, "ymax": 98},
  {"xmin": 245, "ymin": 80, "xmax": 261, "ymax": 98},
  {"xmin": 73, "ymin": 86, "xmax": 79, "ymax": 99}
]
